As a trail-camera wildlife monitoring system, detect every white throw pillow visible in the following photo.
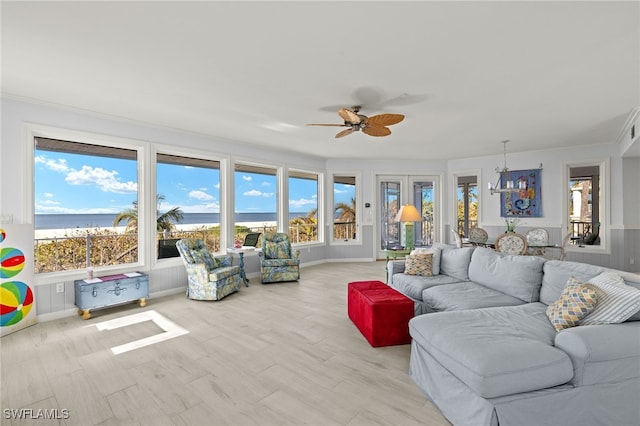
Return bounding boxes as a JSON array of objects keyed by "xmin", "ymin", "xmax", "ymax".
[
  {"xmin": 580, "ymin": 272, "xmax": 640, "ymax": 325},
  {"xmin": 410, "ymin": 246, "xmax": 442, "ymax": 275}
]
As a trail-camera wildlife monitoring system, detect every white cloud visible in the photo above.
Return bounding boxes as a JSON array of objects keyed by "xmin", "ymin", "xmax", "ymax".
[
  {"xmin": 261, "ymin": 181, "xmax": 271, "ymax": 187},
  {"xmin": 36, "ymin": 155, "xmax": 70, "ymax": 172},
  {"xmin": 189, "ymin": 190, "xmax": 214, "ymax": 201},
  {"xmin": 65, "ymin": 166, "xmax": 137, "ymax": 194},
  {"xmin": 242, "ymin": 175, "xmax": 252, "ymax": 181},
  {"xmin": 289, "ymin": 198, "xmax": 317, "ymax": 209},
  {"xmin": 243, "ymin": 189, "xmax": 274, "ymax": 198},
  {"xmin": 334, "ymin": 188, "xmax": 348, "ymax": 194},
  {"xmin": 44, "ymin": 192, "xmax": 54, "ymax": 198}
]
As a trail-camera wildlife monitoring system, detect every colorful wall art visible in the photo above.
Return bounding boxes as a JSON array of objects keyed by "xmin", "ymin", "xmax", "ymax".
[
  {"xmin": 500, "ymin": 168, "xmax": 542, "ymax": 218},
  {"xmin": 1, "ymin": 224, "xmax": 37, "ymax": 336}
]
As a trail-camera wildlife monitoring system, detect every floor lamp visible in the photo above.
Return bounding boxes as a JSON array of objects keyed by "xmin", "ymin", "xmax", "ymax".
[{"xmin": 395, "ymin": 205, "xmax": 423, "ymax": 250}]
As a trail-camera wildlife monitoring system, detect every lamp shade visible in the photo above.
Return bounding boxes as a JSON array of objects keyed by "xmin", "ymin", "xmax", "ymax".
[{"xmin": 394, "ymin": 205, "xmax": 423, "ymax": 222}]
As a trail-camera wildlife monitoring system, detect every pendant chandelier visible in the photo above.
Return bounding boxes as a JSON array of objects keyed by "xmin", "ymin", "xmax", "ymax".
[{"xmin": 488, "ymin": 140, "xmax": 542, "ymax": 195}]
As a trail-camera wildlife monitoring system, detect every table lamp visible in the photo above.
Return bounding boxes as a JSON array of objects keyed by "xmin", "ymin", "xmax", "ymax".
[{"xmin": 394, "ymin": 204, "xmax": 423, "ymax": 250}]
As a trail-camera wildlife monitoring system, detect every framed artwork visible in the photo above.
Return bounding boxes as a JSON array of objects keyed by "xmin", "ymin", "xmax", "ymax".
[{"xmin": 501, "ymin": 168, "xmax": 542, "ymax": 217}]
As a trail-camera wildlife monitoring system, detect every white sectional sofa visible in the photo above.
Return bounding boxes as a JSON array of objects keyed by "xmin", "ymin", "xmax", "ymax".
[{"xmin": 388, "ymin": 245, "xmax": 640, "ymax": 426}]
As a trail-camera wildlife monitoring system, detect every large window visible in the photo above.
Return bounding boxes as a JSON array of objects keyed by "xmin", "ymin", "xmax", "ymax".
[
  {"xmin": 156, "ymin": 154, "xmax": 221, "ymax": 258},
  {"xmin": 288, "ymin": 170, "xmax": 320, "ymax": 243},
  {"xmin": 332, "ymin": 175, "xmax": 357, "ymax": 242},
  {"xmin": 33, "ymin": 137, "xmax": 139, "ymax": 273},
  {"xmin": 234, "ymin": 163, "xmax": 278, "ymax": 245}
]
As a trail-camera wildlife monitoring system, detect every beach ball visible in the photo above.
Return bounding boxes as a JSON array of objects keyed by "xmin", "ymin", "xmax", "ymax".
[
  {"xmin": 0, "ymin": 228, "xmax": 5, "ymax": 243},
  {"xmin": 0, "ymin": 247, "xmax": 25, "ymax": 279},
  {"xmin": 0, "ymin": 281, "xmax": 34, "ymax": 327}
]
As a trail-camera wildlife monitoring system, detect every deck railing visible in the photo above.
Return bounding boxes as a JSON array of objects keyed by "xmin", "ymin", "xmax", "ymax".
[{"xmin": 34, "ymin": 221, "xmax": 351, "ymax": 273}]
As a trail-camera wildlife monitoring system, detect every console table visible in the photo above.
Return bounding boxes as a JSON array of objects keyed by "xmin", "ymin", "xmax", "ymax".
[{"xmin": 74, "ymin": 272, "xmax": 148, "ymax": 319}]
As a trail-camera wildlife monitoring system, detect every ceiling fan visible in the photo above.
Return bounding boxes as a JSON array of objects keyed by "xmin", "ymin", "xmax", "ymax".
[{"xmin": 307, "ymin": 106, "xmax": 404, "ymax": 138}]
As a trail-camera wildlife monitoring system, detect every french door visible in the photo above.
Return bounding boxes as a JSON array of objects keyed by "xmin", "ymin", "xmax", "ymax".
[{"xmin": 377, "ymin": 175, "xmax": 440, "ymax": 258}]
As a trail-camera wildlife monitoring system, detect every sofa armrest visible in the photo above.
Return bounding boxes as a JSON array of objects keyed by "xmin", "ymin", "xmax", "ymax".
[
  {"xmin": 387, "ymin": 260, "xmax": 406, "ymax": 285},
  {"xmin": 554, "ymin": 322, "xmax": 640, "ymax": 386}
]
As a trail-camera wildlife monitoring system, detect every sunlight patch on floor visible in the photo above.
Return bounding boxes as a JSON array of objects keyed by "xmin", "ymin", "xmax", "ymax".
[{"xmin": 95, "ymin": 310, "xmax": 189, "ymax": 355}]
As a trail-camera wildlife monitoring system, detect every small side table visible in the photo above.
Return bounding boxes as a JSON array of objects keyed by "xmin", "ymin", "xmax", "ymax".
[
  {"xmin": 383, "ymin": 249, "xmax": 411, "ymax": 282},
  {"xmin": 227, "ymin": 247, "xmax": 254, "ymax": 287}
]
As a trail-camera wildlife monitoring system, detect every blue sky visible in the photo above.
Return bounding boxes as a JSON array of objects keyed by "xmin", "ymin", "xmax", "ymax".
[{"xmin": 34, "ymin": 150, "xmax": 353, "ymax": 215}]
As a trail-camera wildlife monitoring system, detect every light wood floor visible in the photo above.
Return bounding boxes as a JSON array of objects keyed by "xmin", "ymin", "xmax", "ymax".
[{"xmin": 1, "ymin": 261, "xmax": 451, "ymax": 426}]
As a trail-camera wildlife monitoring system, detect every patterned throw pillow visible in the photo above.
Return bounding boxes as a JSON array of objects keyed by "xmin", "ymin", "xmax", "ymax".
[
  {"xmin": 580, "ymin": 272, "xmax": 640, "ymax": 325},
  {"xmin": 404, "ymin": 253, "xmax": 433, "ymax": 276},
  {"xmin": 546, "ymin": 277, "xmax": 598, "ymax": 331}
]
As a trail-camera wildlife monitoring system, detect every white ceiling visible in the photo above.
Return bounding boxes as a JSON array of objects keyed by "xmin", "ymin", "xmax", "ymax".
[{"xmin": 2, "ymin": 1, "xmax": 639, "ymax": 161}]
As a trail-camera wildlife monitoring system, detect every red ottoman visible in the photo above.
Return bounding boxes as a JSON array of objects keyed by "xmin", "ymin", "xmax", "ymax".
[{"xmin": 347, "ymin": 280, "xmax": 413, "ymax": 347}]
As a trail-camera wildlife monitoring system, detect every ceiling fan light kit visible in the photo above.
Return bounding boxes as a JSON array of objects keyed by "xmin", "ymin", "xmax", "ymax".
[{"xmin": 307, "ymin": 106, "xmax": 405, "ymax": 139}]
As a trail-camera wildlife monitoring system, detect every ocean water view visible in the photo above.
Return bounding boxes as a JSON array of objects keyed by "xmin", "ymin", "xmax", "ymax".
[{"xmin": 35, "ymin": 212, "xmax": 309, "ymax": 230}]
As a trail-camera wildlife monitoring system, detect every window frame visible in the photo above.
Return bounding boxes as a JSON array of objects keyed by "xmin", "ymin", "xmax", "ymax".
[
  {"xmin": 25, "ymin": 123, "xmax": 147, "ymax": 284},
  {"xmin": 233, "ymin": 160, "xmax": 281, "ymax": 241},
  {"xmin": 329, "ymin": 172, "xmax": 361, "ymax": 245},
  {"xmin": 287, "ymin": 167, "xmax": 324, "ymax": 246},
  {"xmin": 563, "ymin": 158, "xmax": 610, "ymax": 255},
  {"xmin": 155, "ymin": 147, "xmax": 227, "ymax": 260}
]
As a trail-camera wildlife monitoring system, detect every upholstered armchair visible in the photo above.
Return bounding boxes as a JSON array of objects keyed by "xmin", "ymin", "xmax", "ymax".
[
  {"xmin": 258, "ymin": 232, "xmax": 300, "ymax": 283},
  {"xmin": 176, "ymin": 238, "xmax": 243, "ymax": 300}
]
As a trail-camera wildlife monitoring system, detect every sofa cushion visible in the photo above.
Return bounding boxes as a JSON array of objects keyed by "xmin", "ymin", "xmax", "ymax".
[
  {"xmin": 405, "ymin": 253, "xmax": 433, "ymax": 276},
  {"xmin": 409, "ymin": 303, "xmax": 573, "ymax": 398},
  {"xmin": 540, "ymin": 260, "xmax": 604, "ymax": 305},
  {"xmin": 422, "ymin": 282, "xmax": 526, "ymax": 312},
  {"xmin": 546, "ymin": 277, "xmax": 598, "ymax": 331},
  {"xmin": 390, "ymin": 273, "xmax": 463, "ymax": 301},
  {"xmin": 579, "ymin": 272, "xmax": 640, "ymax": 325},
  {"xmin": 468, "ymin": 247, "xmax": 546, "ymax": 302},
  {"xmin": 438, "ymin": 246, "xmax": 475, "ymax": 281}
]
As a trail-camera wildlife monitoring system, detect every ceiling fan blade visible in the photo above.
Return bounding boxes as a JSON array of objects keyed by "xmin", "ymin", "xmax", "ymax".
[
  {"xmin": 338, "ymin": 108, "xmax": 361, "ymax": 124},
  {"xmin": 366, "ymin": 113, "xmax": 405, "ymax": 127},
  {"xmin": 335, "ymin": 128, "xmax": 355, "ymax": 138},
  {"xmin": 306, "ymin": 123, "xmax": 349, "ymax": 127},
  {"xmin": 363, "ymin": 126, "xmax": 392, "ymax": 137}
]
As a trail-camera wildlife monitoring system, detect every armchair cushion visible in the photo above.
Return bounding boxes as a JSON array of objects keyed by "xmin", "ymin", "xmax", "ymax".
[{"xmin": 264, "ymin": 241, "xmax": 290, "ymax": 259}]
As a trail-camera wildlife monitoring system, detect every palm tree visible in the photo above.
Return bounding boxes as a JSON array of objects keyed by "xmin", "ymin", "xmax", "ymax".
[
  {"xmin": 290, "ymin": 208, "xmax": 318, "ymax": 241},
  {"xmin": 335, "ymin": 197, "xmax": 356, "ymax": 223},
  {"xmin": 334, "ymin": 198, "xmax": 356, "ymax": 239},
  {"xmin": 113, "ymin": 194, "xmax": 184, "ymax": 233}
]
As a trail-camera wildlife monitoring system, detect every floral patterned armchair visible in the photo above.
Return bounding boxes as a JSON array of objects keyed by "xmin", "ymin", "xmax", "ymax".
[
  {"xmin": 258, "ymin": 232, "xmax": 300, "ymax": 283},
  {"xmin": 176, "ymin": 238, "xmax": 242, "ymax": 300}
]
